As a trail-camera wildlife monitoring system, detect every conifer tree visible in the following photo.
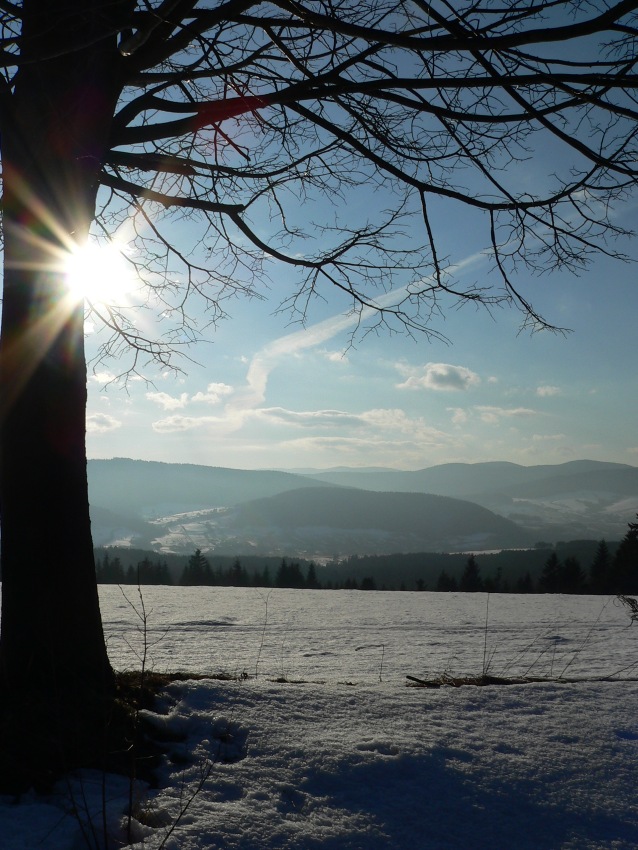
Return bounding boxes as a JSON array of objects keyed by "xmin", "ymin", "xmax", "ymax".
[
  {"xmin": 560, "ymin": 557, "xmax": 586, "ymax": 594},
  {"xmin": 589, "ymin": 540, "xmax": 612, "ymax": 594},
  {"xmin": 539, "ymin": 552, "xmax": 562, "ymax": 593},
  {"xmin": 306, "ymin": 563, "xmax": 321, "ymax": 590},
  {"xmin": 459, "ymin": 555, "xmax": 483, "ymax": 592},
  {"xmin": 181, "ymin": 549, "xmax": 213, "ymax": 586},
  {"xmin": 436, "ymin": 571, "xmax": 458, "ymax": 592},
  {"xmin": 609, "ymin": 516, "xmax": 638, "ymax": 593}
]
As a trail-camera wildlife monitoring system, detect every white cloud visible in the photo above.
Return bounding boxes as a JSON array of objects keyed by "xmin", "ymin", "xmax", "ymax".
[
  {"xmin": 282, "ymin": 435, "xmax": 451, "ymax": 463},
  {"xmin": 532, "ymin": 433, "xmax": 567, "ymax": 442},
  {"xmin": 475, "ymin": 405, "xmax": 538, "ymax": 424},
  {"xmin": 447, "ymin": 407, "xmax": 469, "ymax": 425},
  {"xmin": 146, "ymin": 391, "xmax": 189, "ymax": 410},
  {"xmin": 319, "ymin": 349, "xmax": 349, "ymax": 364},
  {"xmin": 248, "ymin": 405, "xmax": 455, "ymax": 452},
  {"xmin": 191, "ymin": 382, "xmax": 234, "ymax": 404},
  {"xmin": 360, "ymin": 409, "xmax": 459, "ymax": 449},
  {"xmin": 87, "ymin": 413, "xmax": 122, "ymax": 433},
  {"xmin": 152, "ymin": 415, "xmax": 221, "ymax": 433},
  {"xmin": 536, "ymin": 385, "xmax": 561, "ymax": 397},
  {"xmin": 90, "ymin": 370, "xmax": 118, "ymax": 385},
  {"xmin": 396, "ymin": 362, "xmax": 481, "ymax": 392},
  {"xmin": 257, "ymin": 407, "xmax": 364, "ymax": 428}
]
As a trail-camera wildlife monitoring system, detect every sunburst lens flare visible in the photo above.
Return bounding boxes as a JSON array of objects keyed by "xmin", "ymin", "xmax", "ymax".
[{"xmin": 64, "ymin": 239, "xmax": 135, "ymax": 307}]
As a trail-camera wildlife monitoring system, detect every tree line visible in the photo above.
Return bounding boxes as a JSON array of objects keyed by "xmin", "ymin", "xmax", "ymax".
[
  {"xmin": 436, "ymin": 519, "xmax": 638, "ymax": 594},
  {"xmin": 96, "ymin": 550, "xmax": 323, "ymax": 589},
  {"xmin": 94, "ymin": 516, "xmax": 638, "ymax": 594}
]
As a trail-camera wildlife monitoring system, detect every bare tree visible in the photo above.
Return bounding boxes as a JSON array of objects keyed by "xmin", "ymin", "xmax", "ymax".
[{"xmin": 0, "ymin": 0, "xmax": 636, "ymax": 787}]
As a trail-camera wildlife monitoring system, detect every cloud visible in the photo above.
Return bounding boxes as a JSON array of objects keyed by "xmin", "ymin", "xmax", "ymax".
[
  {"xmin": 282, "ymin": 435, "xmax": 446, "ymax": 459},
  {"xmin": 249, "ymin": 405, "xmax": 455, "ymax": 452},
  {"xmin": 532, "ymin": 433, "xmax": 567, "ymax": 442},
  {"xmin": 146, "ymin": 391, "xmax": 190, "ymax": 410},
  {"xmin": 90, "ymin": 370, "xmax": 118, "ymax": 385},
  {"xmin": 359, "ymin": 409, "xmax": 461, "ymax": 450},
  {"xmin": 447, "ymin": 407, "xmax": 469, "ymax": 425},
  {"xmin": 536, "ymin": 385, "xmax": 561, "ymax": 397},
  {"xmin": 257, "ymin": 407, "xmax": 364, "ymax": 428},
  {"xmin": 87, "ymin": 413, "xmax": 122, "ymax": 433},
  {"xmin": 231, "ymin": 312, "xmax": 364, "ymax": 419},
  {"xmin": 229, "ymin": 247, "xmax": 490, "ymax": 420},
  {"xmin": 319, "ymin": 349, "xmax": 349, "ymax": 364},
  {"xmin": 191, "ymin": 382, "xmax": 234, "ymax": 404},
  {"xmin": 284, "ymin": 435, "xmax": 422, "ymax": 454},
  {"xmin": 475, "ymin": 405, "xmax": 538, "ymax": 423},
  {"xmin": 152, "ymin": 415, "xmax": 221, "ymax": 433},
  {"xmin": 396, "ymin": 362, "xmax": 480, "ymax": 392}
]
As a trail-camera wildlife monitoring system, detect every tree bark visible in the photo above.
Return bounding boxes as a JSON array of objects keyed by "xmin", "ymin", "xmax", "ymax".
[{"xmin": 0, "ymin": 0, "xmax": 129, "ymax": 787}]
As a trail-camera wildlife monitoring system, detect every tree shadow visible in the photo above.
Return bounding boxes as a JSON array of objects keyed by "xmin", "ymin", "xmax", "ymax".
[{"xmin": 289, "ymin": 744, "xmax": 637, "ymax": 850}]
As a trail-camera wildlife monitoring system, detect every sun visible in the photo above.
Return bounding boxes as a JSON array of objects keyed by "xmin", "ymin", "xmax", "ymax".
[{"xmin": 64, "ymin": 239, "xmax": 136, "ymax": 307}]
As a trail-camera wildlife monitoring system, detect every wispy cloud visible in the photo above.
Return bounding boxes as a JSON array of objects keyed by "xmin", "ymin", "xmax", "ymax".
[
  {"xmin": 532, "ymin": 433, "xmax": 567, "ymax": 442},
  {"xmin": 257, "ymin": 407, "xmax": 365, "ymax": 428},
  {"xmin": 230, "ymin": 311, "xmax": 365, "ymax": 417},
  {"xmin": 228, "ymin": 248, "xmax": 489, "ymax": 420},
  {"xmin": 447, "ymin": 407, "xmax": 469, "ymax": 425},
  {"xmin": 319, "ymin": 348, "xmax": 349, "ymax": 364},
  {"xmin": 359, "ymin": 408, "xmax": 447, "ymax": 441},
  {"xmin": 475, "ymin": 405, "xmax": 539, "ymax": 423},
  {"xmin": 152, "ymin": 414, "xmax": 223, "ymax": 433},
  {"xmin": 536, "ymin": 385, "xmax": 561, "ymax": 397},
  {"xmin": 282, "ymin": 432, "xmax": 460, "ymax": 464}
]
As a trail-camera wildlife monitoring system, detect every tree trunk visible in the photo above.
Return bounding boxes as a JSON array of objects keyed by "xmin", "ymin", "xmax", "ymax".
[{"xmin": 0, "ymin": 1, "xmax": 128, "ymax": 789}]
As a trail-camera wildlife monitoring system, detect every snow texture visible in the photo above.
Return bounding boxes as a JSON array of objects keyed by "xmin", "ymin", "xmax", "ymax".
[{"xmin": 1, "ymin": 589, "xmax": 637, "ymax": 849}]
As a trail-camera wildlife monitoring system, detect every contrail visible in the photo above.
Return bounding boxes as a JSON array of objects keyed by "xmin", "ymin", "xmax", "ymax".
[{"xmin": 227, "ymin": 248, "xmax": 489, "ymax": 418}]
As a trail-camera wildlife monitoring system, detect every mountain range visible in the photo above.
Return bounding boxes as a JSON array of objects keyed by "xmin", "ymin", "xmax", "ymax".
[{"xmin": 87, "ymin": 458, "xmax": 638, "ymax": 558}]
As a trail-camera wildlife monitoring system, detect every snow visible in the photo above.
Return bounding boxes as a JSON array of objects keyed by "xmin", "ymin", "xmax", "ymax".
[{"xmin": 2, "ymin": 589, "xmax": 638, "ymax": 849}]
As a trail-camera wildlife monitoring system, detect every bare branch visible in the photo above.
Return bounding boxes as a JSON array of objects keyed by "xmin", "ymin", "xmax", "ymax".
[{"xmin": 5, "ymin": 0, "xmax": 638, "ymax": 366}]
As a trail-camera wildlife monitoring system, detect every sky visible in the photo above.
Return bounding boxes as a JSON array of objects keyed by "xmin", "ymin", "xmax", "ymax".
[
  {"xmin": 73, "ymin": 4, "xmax": 638, "ymax": 475},
  {"xmin": 83, "ymin": 187, "xmax": 638, "ymax": 472}
]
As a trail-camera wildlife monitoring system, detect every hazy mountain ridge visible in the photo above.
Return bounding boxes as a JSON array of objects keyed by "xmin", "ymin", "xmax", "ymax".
[
  {"xmin": 302, "ymin": 460, "xmax": 633, "ymax": 496},
  {"xmin": 87, "ymin": 458, "xmax": 637, "ymax": 556},
  {"xmin": 301, "ymin": 460, "xmax": 638, "ymax": 542},
  {"xmin": 88, "ymin": 457, "xmax": 337, "ymax": 517}
]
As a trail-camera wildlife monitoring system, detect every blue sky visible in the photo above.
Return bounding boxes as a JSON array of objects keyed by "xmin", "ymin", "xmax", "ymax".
[{"xmin": 83, "ymin": 189, "xmax": 638, "ymax": 471}]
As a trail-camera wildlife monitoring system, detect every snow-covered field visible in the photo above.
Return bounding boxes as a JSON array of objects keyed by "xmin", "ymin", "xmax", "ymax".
[{"xmin": 2, "ymin": 589, "xmax": 638, "ymax": 849}]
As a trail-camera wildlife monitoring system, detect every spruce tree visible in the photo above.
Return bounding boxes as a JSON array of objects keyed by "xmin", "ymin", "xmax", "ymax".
[
  {"xmin": 589, "ymin": 540, "xmax": 612, "ymax": 594},
  {"xmin": 609, "ymin": 516, "xmax": 638, "ymax": 594},
  {"xmin": 459, "ymin": 555, "xmax": 483, "ymax": 592},
  {"xmin": 539, "ymin": 552, "xmax": 561, "ymax": 593},
  {"xmin": 560, "ymin": 557, "xmax": 586, "ymax": 594},
  {"xmin": 182, "ymin": 549, "xmax": 213, "ymax": 586}
]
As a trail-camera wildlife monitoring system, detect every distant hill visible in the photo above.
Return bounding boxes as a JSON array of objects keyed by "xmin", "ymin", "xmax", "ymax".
[
  {"xmin": 218, "ymin": 487, "xmax": 531, "ymax": 556},
  {"xmin": 88, "ymin": 457, "xmax": 335, "ymax": 516},
  {"xmin": 302, "ymin": 460, "xmax": 633, "ymax": 497},
  {"xmin": 86, "ymin": 458, "xmax": 636, "ymax": 556},
  {"xmin": 301, "ymin": 460, "xmax": 638, "ymax": 542}
]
